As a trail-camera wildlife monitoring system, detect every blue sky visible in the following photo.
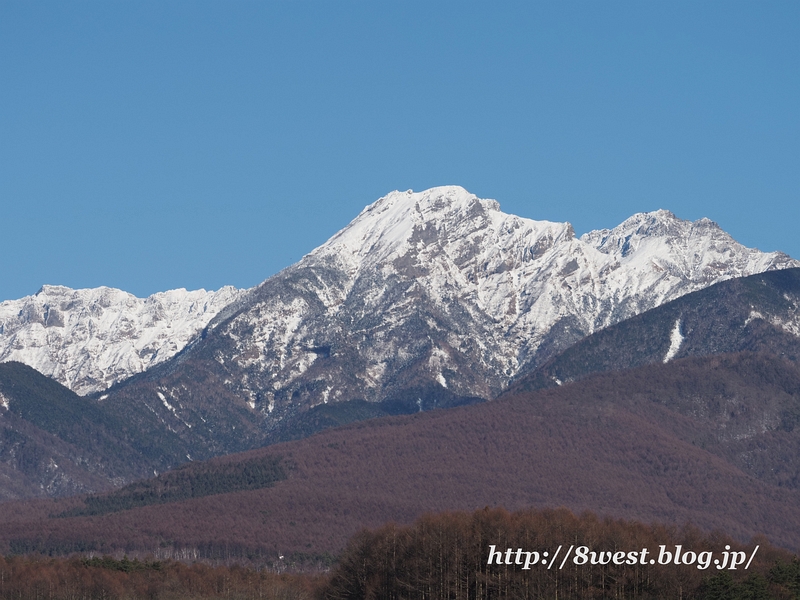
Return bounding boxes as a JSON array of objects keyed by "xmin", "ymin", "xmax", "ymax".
[{"xmin": 2, "ymin": 1, "xmax": 798, "ymax": 301}]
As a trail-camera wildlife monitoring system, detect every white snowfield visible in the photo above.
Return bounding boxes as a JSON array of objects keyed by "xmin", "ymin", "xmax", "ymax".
[
  {"xmin": 0, "ymin": 285, "xmax": 244, "ymax": 395},
  {"xmin": 1, "ymin": 186, "xmax": 798, "ymax": 399}
]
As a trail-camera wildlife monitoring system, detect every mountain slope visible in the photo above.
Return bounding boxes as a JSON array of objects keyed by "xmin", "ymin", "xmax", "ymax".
[
  {"xmin": 0, "ymin": 362, "xmax": 164, "ymax": 499},
  {"xmin": 513, "ymin": 267, "xmax": 800, "ymax": 391},
  {"xmin": 3, "ymin": 352, "xmax": 800, "ymax": 557},
  {"xmin": 4, "ymin": 188, "xmax": 794, "ymax": 403},
  {"xmin": 236, "ymin": 189, "xmax": 796, "ymax": 402},
  {"xmin": 1, "ymin": 187, "xmax": 798, "ymax": 497},
  {"xmin": 0, "ymin": 285, "xmax": 245, "ymax": 395},
  {"xmin": 99, "ymin": 187, "xmax": 798, "ymax": 449}
]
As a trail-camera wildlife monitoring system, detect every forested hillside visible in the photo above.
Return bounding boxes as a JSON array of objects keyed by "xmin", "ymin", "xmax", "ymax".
[
  {"xmin": 515, "ymin": 267, "xmax": 800, "ymax": 391},
  {"xmin": 325, "ymin": 508, "xmax": 800, "ymax": 600},
  {"xmin": 2, "ymin": 352, "xmax": 800, "ymax": 561},
  {"xmin": 1, "ymin": 508, "xmax": 799, "ymax": 599}
]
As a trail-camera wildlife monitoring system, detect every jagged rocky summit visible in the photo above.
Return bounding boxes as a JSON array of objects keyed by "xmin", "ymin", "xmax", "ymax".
[{"xmin": 1, "ymin": 186, "xmax": 797, "ymax": 410}]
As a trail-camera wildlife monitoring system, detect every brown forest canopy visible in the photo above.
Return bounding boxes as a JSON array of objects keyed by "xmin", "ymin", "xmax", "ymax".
[
  {"xmin": 2, "ymin": 352, "xmax": 800, "ymax": 560},
  {"xmin": 1, "ymin": 508, "xmax": 799, "ymax": 599},
  {"xmin": 325, "ymin": 507, "xmax": 800, "ymax": 600}
]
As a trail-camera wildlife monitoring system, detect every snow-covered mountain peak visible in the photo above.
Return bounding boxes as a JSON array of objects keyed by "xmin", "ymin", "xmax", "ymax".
[
  {"xmin": 586, "ymin": 210, "xmax": 737, "ymax": 261},
  {"xmin": 573, "ymin": 209, "xmax": 797, "ymax": 314},
  {"xmin": 316, "ymin": 185, "xmax": 574, "ymax": 271},
  {"xmin": 357, "ymin": 185, "xmax": 499, "ymax": 222},
  {"xmin": 0, "ymin": 284, "xmax": 246, "ymax": 394},
  {"xmin": 37, "ymin": 284, "xmax": 71, "ymax": 295},
  {"xmin": 320, "ymin": 186, "xmax": 488, "ymax": 260},
  {"xmin": 293, "ymin": 192, "xmax": 797, "ymax": 338},
  {"xmin": 581, "ymin": 209, "xmax": 686, "ymax": 251},
  {"xmin": 208, "ymin": 187, "xmax": 798, "ymax": 416},
  {"xmin": 4, "ymin": 187, "xmax": 799, "ymax": 410}
]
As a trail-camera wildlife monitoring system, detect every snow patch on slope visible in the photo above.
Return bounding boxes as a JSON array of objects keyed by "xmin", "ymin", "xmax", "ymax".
[
  {"xmin": 745, "ymin": 309, "xmax": 800, "ymax": 337},
  {"xmin": 157, "ymin": 390, "xmax": 192, "ymax": 428},
  {"xmin": 774, "ymin": 318, "xmax": 800, "ymax": 337},
  {"xmin": 663, "ymin": 319, "xmax": 684, "ymax": 363},
  {"xmin": 744, "ymin": 310, "xmax": 800, "ymax": 337}
]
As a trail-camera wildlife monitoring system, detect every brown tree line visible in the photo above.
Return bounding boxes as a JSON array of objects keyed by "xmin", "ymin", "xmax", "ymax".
[
  {"xmin": 323, "ymin": 508, "xmax": 800, "ymax": 600},
  {"xmin": 0, "ymin": 555, "xmax": 324, "ymax": 600},
  {"xmin": 2, "ymin": 507, "xmax": 800, "ymax": 599}
]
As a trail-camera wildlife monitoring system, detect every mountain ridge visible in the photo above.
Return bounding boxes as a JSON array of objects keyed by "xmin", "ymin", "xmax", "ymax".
[
  {"xmin": 169, "ymin": 186, "xmax": 798, "ymax": 413},
  {"xmin": 0, "ymin": 189, "xmax": 799, "ymax": 499},
  {"xmin": 2, "ymin": 187, "xmax": 795, "ymax": 402},
  {"xmin": 512, "ymin": 267, "xmax": 800, "ymax": 392},
  {"xmin": 0, "ymin": 284, "xmax": 245, "ymax": 395}
]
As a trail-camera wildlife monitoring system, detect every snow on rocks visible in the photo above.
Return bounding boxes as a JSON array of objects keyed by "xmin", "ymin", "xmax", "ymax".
[
  {"xmin": 210, "ymin": 186, "xmax": 799, "ymax": 407},
  {"xmin": 0, "ymin": 285, "xmax": 245, "ymax": 395}
]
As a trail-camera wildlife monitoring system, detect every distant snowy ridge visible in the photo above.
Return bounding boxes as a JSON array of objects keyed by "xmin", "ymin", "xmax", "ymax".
[{"xmin": 0, "ymin": 285, "xmax": 245, "ymax": 394}]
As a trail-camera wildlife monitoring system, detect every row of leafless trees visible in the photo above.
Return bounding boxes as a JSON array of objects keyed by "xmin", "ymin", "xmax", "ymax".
[
  {"xmin": 0, "ymin": 555, "xmax": 324, "ymax": 600},
  {"xmin": 323, "ymin": 507, "xmax": 800, "ymax": 600},
  {"xmin": 1, "ymin": 507, "xmax": 799, "ymax": 599}
]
